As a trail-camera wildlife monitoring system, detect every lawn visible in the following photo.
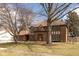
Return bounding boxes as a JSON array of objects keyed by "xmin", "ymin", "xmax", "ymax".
[{"xmin": 0, "ymin": 41, "xmax": 79, "ymax": 56}]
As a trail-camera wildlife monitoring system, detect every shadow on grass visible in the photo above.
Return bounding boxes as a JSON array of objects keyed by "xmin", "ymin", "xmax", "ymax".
[
  {"xmin": 25, "ymin": 41, "xmax": 60, "ymax": 46},
  {"xmin": 0, "ymin": 41, "xmax": 61, "ymax": 50},
  {"xmin": 0, "ymin": 42, "xmax": 17, "ymax": 48}
]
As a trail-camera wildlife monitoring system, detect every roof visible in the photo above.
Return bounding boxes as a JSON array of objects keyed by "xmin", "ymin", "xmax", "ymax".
[
  {"xmin": 34, "ymin": 20, "xmax": 66, "ymax": 27},
  {"xmin": 19, "ymin": 30, "xmax": 29, "ymax": 35}
]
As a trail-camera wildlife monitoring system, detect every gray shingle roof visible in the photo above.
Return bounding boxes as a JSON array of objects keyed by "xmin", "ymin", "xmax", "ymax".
[
  {"xmin": 34, "ymin": 20, "xmax": 66, "ymax": 27},
  {"xmin": 19, "ymin": 30, "xmax": 29, "ymax": 35}
]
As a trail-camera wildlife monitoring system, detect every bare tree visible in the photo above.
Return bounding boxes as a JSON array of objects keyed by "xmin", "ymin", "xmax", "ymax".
[
  {"xmin": 40, "ymin": 3, "xmax": 79, "ymax": 44},
  {"xmin": 0, "ymin": 4, "xmax": 34, "ymax": 43}
]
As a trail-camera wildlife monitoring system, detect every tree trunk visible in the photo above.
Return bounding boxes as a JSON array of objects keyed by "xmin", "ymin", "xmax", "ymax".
[
  {"xmin": 13, "ymin": 36, "xmax": 18, "ymax": 44},
  {"xmin": 47, "ymin": 22, "xmax": 52, "ymax": 44}
]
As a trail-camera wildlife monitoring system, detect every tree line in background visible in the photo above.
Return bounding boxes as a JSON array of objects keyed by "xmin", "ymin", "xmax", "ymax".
[{"xmin": 66, "ymin": 12, "xmax": 79, "ymax": 37}]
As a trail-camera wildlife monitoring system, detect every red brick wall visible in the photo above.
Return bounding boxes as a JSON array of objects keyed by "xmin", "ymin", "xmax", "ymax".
[
  {"xmin": 33, "ymin": 25, "xmax": 67, "ymax": 42},
  {"xmin": 34, "ymin": 32, "xmax": 48, "ymax": 41},
  {"xmin": 60, "ymin": 26, "xmax": 67, "ymax": 42}
]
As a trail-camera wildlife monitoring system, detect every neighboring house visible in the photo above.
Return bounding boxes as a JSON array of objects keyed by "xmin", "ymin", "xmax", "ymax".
[
  {"xmin": 0, "ymin": 29, "xmax": 29, "ymax": 42},
  {"xmin": 0, "ymin": 30, "xmax": 13, "ymax": 43},
  {"xmin": 30, "ymin": 20, "xmax": 68, "ymax": 42}
]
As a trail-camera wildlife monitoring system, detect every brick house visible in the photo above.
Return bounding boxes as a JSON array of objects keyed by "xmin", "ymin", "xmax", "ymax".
[
  {"xmin": 15, "ymin": 20, "xmax": 67, "ymax": 42},
  {"xmin": 30, "ymin": 20, "xmax": 67, "ymax": 42}
]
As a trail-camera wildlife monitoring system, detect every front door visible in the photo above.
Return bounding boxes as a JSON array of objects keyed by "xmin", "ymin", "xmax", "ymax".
[{"xmin": 37, "ymin": 34, "xmax": 43, "ymax": 41}]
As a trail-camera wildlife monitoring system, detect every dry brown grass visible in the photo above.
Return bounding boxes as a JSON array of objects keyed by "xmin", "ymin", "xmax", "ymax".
[{"xmin": 0, "ymin": 41, "xmax": 79, "ymax": 56}]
